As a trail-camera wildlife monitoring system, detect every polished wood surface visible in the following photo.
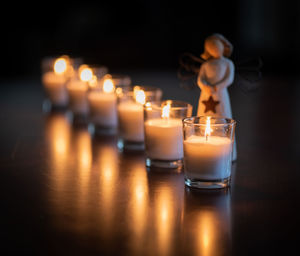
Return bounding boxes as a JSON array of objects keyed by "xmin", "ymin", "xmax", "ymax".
[{"xmin": 0, "ymin": 72, "xmax": 299, "ymax": 255}]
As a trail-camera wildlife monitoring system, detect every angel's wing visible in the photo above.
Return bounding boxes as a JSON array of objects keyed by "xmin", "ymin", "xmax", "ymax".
[
  {"xmin": 177, "ymin": 53, "xmax": 204, "ymax": 90},
  {"xmin": 235, "ymin": 57, "xmax": 263, "ymax": 93}
]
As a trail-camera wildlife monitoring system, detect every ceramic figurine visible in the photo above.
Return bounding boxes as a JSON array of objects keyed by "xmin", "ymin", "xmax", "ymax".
[
  {"xmin": 197, "ymin": 34, "xmax": 234, "ymax": 118},
  {"xmin": 178, "ymin": 33, "xmax": 263, "ymax": 161},
  {"xmin": 198, "ymin": 34, "xmax": 237, "ymax": 161}
]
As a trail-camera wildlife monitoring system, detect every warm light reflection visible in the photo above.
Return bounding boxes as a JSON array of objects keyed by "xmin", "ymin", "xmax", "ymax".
[
  {"xmin": 77, "ymin": 131, "xmax": 92, "ymax": 170},
  {"xmin": 183, "ymin": 190, "xmax": 232, "ymax": 256},
  {"xmin": 46, "ymin": 114, "xmax": 70, "ymax": 172},
  {"xmin": 155, "ymin": 186, "xmax": 174, "ymax": 256},
  {"xmin": 45, "ymin": 113, "xmax": 71, "ymax": 217},
  {"xmin": 130, "ymin": 161, "xmax": 148, "ymax": 237},
  {"xmin": 74, "ymin": 130, "xmax": 92, "ymax": 219},
  {"xmin": 134, "ymin": 86, "xmax": 146, "ymax": 105},
  {"xmin": 54, "ymin": 57, "xmax": 68, "ymax": 74},
  {"xmin": 196, "ymin": 211, "xmax": 215, "ymax": 256},
  {"xmin": 97, "ymin": 143, "xmax": 119, "ymax": 231},
  {"xmin": 79, "ymin": 65, "xmax": 93, "ymax": 82}
]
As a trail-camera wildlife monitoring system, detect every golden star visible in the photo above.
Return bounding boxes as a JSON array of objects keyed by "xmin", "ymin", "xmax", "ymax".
[{"xmin": 202, "ymin": 96, "xmax": 220, "ymax": 113}]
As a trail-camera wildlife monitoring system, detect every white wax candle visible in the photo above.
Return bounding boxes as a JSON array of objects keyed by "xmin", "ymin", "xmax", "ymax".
[
  {"xmin": 67, "ymin": 80, "xmax": 89, "ymax": 115},
  {"xmin": 144, "ymin": 118, "xmax": 183, "ymax": 160},
  {"xmin": 42, "ymin": 71, "xmax": 68, "ymax": 106},
  {"xmin": 88, "ymin": 91, "xmax": 117, "ymax": 127},
  {"xmin": 184, "ymin": 135, "xmax": 232, "ymax": 180},
  {"xmin": 117, "ymin": 101, "xmax": 144, "ymax": 142}
]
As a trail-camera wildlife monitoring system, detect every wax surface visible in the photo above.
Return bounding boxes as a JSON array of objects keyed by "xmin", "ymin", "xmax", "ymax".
[
  {"xmin": 42, "ymin": 71, "xmax": 67, "ymax": 86},
  {"xmin": 184, "ymin": 135, "xmax": 232, "ymax": 180},
  {"xmin": 67, "ymin": 80, "xmax": 89, "ymax": 114},
  {"xmin": 88, "ymin": 91, "xmax": 117, "ymax": 127},
  {"xmin": 118, "ymin": 101, "xmax": 144, "ymax": 142},
  {"xmin": 42, "ymin": 71, "xmax": 68, "ymax": 105},
  {"xmin": 144, "ymin": 118, "xmax": 183, "ymax": 160}
]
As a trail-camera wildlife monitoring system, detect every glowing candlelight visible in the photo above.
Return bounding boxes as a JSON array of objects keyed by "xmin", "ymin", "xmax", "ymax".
[
  {"xmin": 134, "ymin": 86, "xmax": 146, "ymax": 105},
  {"xmin": 205, "ymin": 116, "xmax": 212, "ymax": 141},
  {"xmin": 42, "ymin": 56, "xmax": 70, "ymax": 106},
  {"xmin": 79, "ymin": 65, "xmax": 93, "ymax": 82},
  {"xmin": 144, "ymin": 101, "xmax": 191, "ymax": 166},
  {"xmin": 161, "ymin": 101, "xmax": 171, "ymax": 118},
  {"xmin": 54, "ymin": 57, "xmax": 68, "ymax": 74},
  {"xmin": 87, "ymin": 76, "xmax": 118, "ymax": 130},
  {"xmin": 103, "ymin": 78, "xmax": 115, "ymax": 93}
]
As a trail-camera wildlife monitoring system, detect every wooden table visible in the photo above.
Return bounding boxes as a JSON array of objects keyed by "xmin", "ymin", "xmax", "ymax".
[{"xmin": 0, "ymin": 71, "xmax": 299, "ymax": 255}]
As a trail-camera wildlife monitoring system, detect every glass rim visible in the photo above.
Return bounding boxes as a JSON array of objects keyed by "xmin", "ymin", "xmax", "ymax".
[
  {"xmin": 183, "ymin": 116, "xmax": 236, "ymax": 126},
  {"xmin": 131, "ymin": 85, "xmax": 162, "ymax": 92},
  {"xmin": 144, "ymin": 100, "xmax": 192, "ymax": 110},
  {"xmin": 162, "ymin": 100, "xmax": 192, "ymax": 110},
  {"xmin": 42, "ymin": 55, "xmax": 82, "ymax": 62},
  {"xmin": 104, "ymin": 73, "xmax": 131, "ymax": 79}
]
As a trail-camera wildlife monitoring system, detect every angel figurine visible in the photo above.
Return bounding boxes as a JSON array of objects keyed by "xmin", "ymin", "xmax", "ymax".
[
  {"xmin": 178, "ymin": 34, "xmax": 263, "ymax": 161},
  {"xmin": 197, "ymin": 34, "xmax": 234, "ymax": 118}
]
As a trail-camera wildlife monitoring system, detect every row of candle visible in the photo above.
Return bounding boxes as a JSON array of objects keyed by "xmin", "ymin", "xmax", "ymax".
[{"xmin": 42, "ymin": 55, "xmax": 236, "ymax": 189}]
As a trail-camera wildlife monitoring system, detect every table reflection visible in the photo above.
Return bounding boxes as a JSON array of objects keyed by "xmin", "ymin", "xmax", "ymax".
[
  {"xmin": 117, "ymin": 152, "xmax": 149, "ymax": 253},
  {"xmin": 72, "ymin": 127, "xmax": 92, "ymax": 222},
  {"xmin": 182, "ymin": 188, "xmax": 232, "ymax": 256},
  {"xmin": 147, "ymin": 171, "xmax": 185, "ymax": 256},
  {"xmin": 128, "ymin": 154, "xmax": 149, "ymax": 238},
  {"xmin": 45, "ymin": 112, "xmax": 72, "ymax": 214},
  {"xmin": 93, "ymin": 135, "xmax": 119, "ymax": 235},
  {"xmin": 44, "ymin": 111, "xmax": 231, "ymax": 256}
]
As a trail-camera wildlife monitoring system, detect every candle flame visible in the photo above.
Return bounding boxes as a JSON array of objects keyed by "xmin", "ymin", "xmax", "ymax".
[
  {"xmin": 115, "ymin": 87, "xmax": 123, "ymax": 96},
  {"xmin": 103, "ymin": 78, "xmax": 115, "ymax": 93},
  {"xmin": 145, "ymin": 102, "xmax": 152, "ymax": 110},
  {"xmin": 54, "ymin": 57, "xmax": 68, "ymax": 74},
  {"xmin": 89, "ymin": 75, "xmax": 98, "ymax": 88},
  {"xmin": 205, "ymin": 116, "xmax": 212, "ymax": 140},
  {"xmin": 161, "ymin": 101, "xmax": 171, "ymax": 118},
  {"xmin": 79, "ymin": 65, "xmax": 93, "ymax": 82},
  {"xmin": 134, "ymin": 86, "xmax": 146, "ymax": 105}
]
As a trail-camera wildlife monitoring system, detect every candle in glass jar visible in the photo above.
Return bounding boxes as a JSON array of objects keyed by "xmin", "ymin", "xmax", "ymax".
[
  {"xmin": 88, "ymin": 78, "xmax": 117, "ymax": 128},
  {"xmin": 67, "ymin": 65, "xmax": 91, "ymax": 115},
  {"xmin": 117, "ymin": 88, "xmax": 146, "ymax": 142},
  {"xmin": 144, "ymin": 118, "xmax": 183, "ymax": 160},
  {"xmin": 118, "ymin": 101, "xmax": 144, "ymax": 142},
  {"xmin": 183, "ymin": 135, "xmax": 232, "ymax": 180},
  {"xmin": 42, "ymin": 57, "xmax": 69, "ymax": 106}
]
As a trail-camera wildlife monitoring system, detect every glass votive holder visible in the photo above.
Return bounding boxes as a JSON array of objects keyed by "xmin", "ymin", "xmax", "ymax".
[
  {"xmin": 183, "ymin": 116, "xmax": 236, "ymax": 189},
  {"xmin": 67, "ymin": 64, "xmax": 108, "ymax": 119},
  {"xmin": 144, "ymin": 100, "xmax": 193, "ymax": 169},
  {"xmin": 117, "ymin": 85, "xmax": 163, "ymax": 151},
  {"xmin": 41, "ymin": 55, "xmax": 82, "ymax": 108},
  {"xmin": 88, "ymin": 74, "xmax": 131, "ymax": 135}
]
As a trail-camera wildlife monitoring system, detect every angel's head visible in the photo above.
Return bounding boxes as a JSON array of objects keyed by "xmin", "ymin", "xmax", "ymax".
[{"xmin": 201, "ymin": 34, "xmax": 233, "ymax": 60}]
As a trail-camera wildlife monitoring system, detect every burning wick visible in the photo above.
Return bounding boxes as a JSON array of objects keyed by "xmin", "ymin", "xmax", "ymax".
[
  {"xmin": 205, "ymin": 116, "xmax": 212, "ymax": 141},
  {"xmin": 103, "ymin": 78, "xmax": 115, "ymax": 93},
  {"xmin": 134, "ymin": 86, "xmax": 146, "ymax": 105},
  {"xmin": 54, "ymin": 57, "xmax": 68, "ymax": 74},
  {"xmin": 161, "ymin": 101, "xmax": 171, "ymax": 119}
]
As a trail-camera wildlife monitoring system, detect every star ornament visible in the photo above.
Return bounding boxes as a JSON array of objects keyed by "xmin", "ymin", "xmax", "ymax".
[{"xmin": 202, "ymin": 96, "xmax": 220, "ymax": 113}]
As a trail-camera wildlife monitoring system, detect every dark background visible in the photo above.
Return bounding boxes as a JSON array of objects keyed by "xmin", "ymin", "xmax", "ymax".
[{"xmin": 0, "ymin": 0, "xmax": 299, "ymax": 79}]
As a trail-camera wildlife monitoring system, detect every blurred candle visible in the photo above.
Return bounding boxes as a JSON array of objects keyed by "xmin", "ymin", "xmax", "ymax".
[
  {"xmin": 67, "ymin": 65, "xmax": 91, "ymax": 115},
  {"xmin": 144, "ymin": 102, "xmax": 183, "ymax": 160},
  {"xmin": 42, "ymin": 56, "xmax": 70, "ymax": 106},
  {"xmin": 184, "ymin": 117, "xmax": 232, "ymax": 181},
  {"xmin": 117, "ymin": 87, "xmax": 145, "ymax": 142},
  {"xmin": 88, "ymin": 76, "xmax": 118, "ymax": 131}
]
